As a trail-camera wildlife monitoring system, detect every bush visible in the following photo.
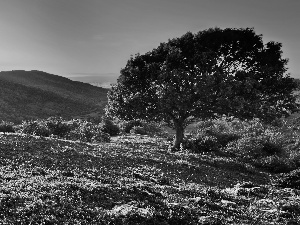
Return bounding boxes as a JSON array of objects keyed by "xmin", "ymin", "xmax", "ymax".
[
  {"xmin": 183, "ymin": 117, "xmax": 299, "ymax": 172},
  {"xmin": 261, "ymin": 141, "xmax": 284, "ymax": 156},
  {"xmin": 65, "ymin": 121, "xmax": 110, "ymax": 143},
  {"xmin": 0, "ymin": 121, "xmax": 15, "ymax": 133},
  {"xmin": 289, "ymin": 150, "xmax": 300, "ymax": 168},
  {"xmin": 140, "ymin": 122, "xmax": 166, "ymax": 137},
  {"xmin": 253, "ymin": 155, "xmax": 296, "ymax": 173},
  {"xmin": 92, "ymin": 132, "xmax": 110, "ymax": 143},
  {"xmin": 130, "ymin": 126, "xmax": 147, "ymax": 135},
  {"xmin": 100, "ymin": 119, "xmax": 120, "ymax": 136},
  {"xmin": 211, "ymin": 132, "xmax": 240, "ymax": 147},
  {"xmin": 193, "ymin": 117, "xmax": 270, "ymax": 139},
  {"xmin": 119, "ymin": 120, "xmax": 166, "ymax": 137},
  {"xmin": 183, "ymin": 117, "xmax": 242, "ymax": 152},
  {"xmin": 121, "ymin": 120, "xmax": 143, "ymax": 133},
  {"xmin": 275, "ymin": 169, "xmax": 300, "ymax": 189},
  {"xmin": 182, "ymin": 135, "xmax": 220, "ymax": 153},
  {"xmin": 21, "ymin": 120, "xmax": 51, "ymax": 137},
  {"xmin": 19, "ymin": 118, "xmax": 110, "ymax": 143},
  {"xmin": 225, "ymin": 130, "xmax": 286, "ymax": 160},
  {"xmin": 46, "ymin": 117, "xmax": 72, "ymax": 137},
  {"xmin": 189, "ymin": 117, "xmax": 285, "ymax": 157}
]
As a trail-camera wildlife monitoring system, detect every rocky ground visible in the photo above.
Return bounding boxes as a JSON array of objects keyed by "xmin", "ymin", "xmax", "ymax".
[{"xmin": 0, "ymin": 133, "xmax": 299, "ymax": 224}]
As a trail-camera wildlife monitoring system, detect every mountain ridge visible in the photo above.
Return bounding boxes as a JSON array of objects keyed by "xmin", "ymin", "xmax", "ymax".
[{"xmin": 0, "ymin": 70, "xmax": 108, "ymax": 122}]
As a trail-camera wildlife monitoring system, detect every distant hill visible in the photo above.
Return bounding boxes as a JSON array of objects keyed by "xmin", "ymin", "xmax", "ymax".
[
  {"xmin": 68, "ymin": 73, "xmax": 118, "ymax": 83},
  {"xmin": 67, "ymin": 74, "xmax": 118, "ymax": 89},
  {"xmin": 0, "ymin": 70, "xmax": 108, "ymax": 123},
  {"xmin": 89, "ymin": 82, "xmax": 113, "ymax": 89}
]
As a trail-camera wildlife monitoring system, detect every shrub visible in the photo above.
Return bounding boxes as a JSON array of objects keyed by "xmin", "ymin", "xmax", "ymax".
[
  {"xmin": 140, "ymin": 122, "xmax": 166, "ymax": 137},
  {"xmin": 261, "ymin": 141, "xmax": 283, "ymax": 156},
  {"xmin": 189, "ymin": 117, "xmax": 285, "ymax": 157},
  {"xmin": 183, "ymin": 117, "xmax": 242, "ymax": 152},
  {"xmin": 66, "ymin": 121, "xmax": 110, "ymax": 143},
  {"xmin": 100, "ymin": 119, "xmax": 120, "ymax": 136},
  {"xmin": 92, "ymin": 132, "xmax": 110, "ymax": 143},
  {"xmin": 184, "ymin": 117, "xmax": 298, "ymax": 172},
  {"xmin": 288, "ymin": 150, "xmax": 300, "ymax": 168},
  {"xmin": 275, "ymin": 168, "xmax": 300, "ymax": 189},
  {"xmin": 119, "ymin": 120, "xmax": 166, "ymax": 137},
  {"xmin": 121, "ymin": 120, "xmax": 143, "ymax": 133},
  {"xmin": 182, "ymin": 135, "xmax": 220, "ymax": 153},
  {"xmin": 209, "ymin": 132, "xmax": 240, "ymax": 147},
  {"xmin": 225, "ymin": 130, "xmax": 286, "ymax": 161},
  {"xmin": 253, "ymin": 155, "xmax": 296, "ymax": 173},
  {"xmin": 21, "ymin": 120, "xmax": 50, "ymax": 137},
  {"xmin": 130, "ymin": 126, "xmax": 147, "ymax": 135},
  {"xmin": 46, "ymin": 117, "xmax": 71, "ymax": 137},
  {"xmin": 19, "ymin": 118, "xmax": 110, "ymax": 143},
  {"xmin": 0, "ymin": 121, "xmax": 15, "ymax": 133}
]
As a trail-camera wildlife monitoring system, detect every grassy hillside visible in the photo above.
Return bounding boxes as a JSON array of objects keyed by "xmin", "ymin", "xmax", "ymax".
[
  {"xmin": 0, "ymin": 74, "xmax": 299, "ymax": 223},
  {"xmin": 0, "ymin": 132, "xmax": 299, "ymax": 224},
  {"xmin": 0, "ymin": 70, "xmax": 108, "ymax": 122}
]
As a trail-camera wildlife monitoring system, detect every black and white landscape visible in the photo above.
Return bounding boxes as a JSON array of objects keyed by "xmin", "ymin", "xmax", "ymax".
[{"xmin": 1, "ymin": 0, "xmax": 300, "ymax": 224}]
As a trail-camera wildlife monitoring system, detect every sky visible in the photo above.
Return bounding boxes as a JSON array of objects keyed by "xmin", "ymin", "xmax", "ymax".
[{"xmin": 0, "ymin": 0, "xmax": 299, "ymax": 84}]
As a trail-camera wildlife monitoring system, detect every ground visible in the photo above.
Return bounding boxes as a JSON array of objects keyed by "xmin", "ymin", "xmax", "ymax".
[{"xmin": 0, "ymin": 133, "xmax": 299, "ymax": 224}]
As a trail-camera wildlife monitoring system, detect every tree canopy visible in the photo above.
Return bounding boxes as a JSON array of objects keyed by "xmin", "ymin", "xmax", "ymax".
[{"xmin": 106, "ymin": 27, "xmax": 299, "ymax": 149}]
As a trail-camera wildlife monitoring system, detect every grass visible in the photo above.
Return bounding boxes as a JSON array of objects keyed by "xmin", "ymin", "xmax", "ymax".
[{"xmin": 0, "ymin": 132, "xmax": 299, "ymax": 224}]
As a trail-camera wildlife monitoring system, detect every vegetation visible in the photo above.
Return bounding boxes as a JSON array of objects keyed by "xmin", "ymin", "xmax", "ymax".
[
  {"xmin": 106, "ymin": 28, "xmax": 299, "ymax": 150},
  {"xmin": 100, "ymin": 118, "xmax": 120, "ymax": 136},
  {"xmin": 0, "ymin": 121, "xmax": 15, "ymax": 133},
  {"xmin": 120, "ymin": 120, "xmax": 167, "ymax": 137},
  {"xmin": 184, "ymin": 117, "xmax": 300, "ymax": 173},
  {"xmin": 1, "ymin": 27, "xmax": 300, "ymax": 224},
  {"xmin": 1, "ymin": 116, "xmax": 300, "ymax": 224},
  {"xmin": 19, "ymin": 117, "xmax": 111, "ymax": 143},
  {"xmin": 0, "ymin": 70, "xmax": 108, "ymax": 123}
]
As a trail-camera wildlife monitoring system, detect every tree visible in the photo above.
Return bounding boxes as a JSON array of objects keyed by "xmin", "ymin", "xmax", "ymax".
[{"xmin": 106, "ymin": 28, "xmax": 299, "ymax": 150}]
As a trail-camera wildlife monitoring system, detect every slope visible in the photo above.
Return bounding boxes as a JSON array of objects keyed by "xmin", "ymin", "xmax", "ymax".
[
  {"xmin": 0, "ymin": 70, "xmax": 108, "ymax": 122},
  {"xmin": 0, "ymin": 133, "xmax": 299, "ymax": 224}
]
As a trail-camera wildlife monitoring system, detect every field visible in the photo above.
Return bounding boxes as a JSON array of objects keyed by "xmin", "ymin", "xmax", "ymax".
[{"xmin": 1, "ymin": 130, "xmax": 300, "ymax": 224}]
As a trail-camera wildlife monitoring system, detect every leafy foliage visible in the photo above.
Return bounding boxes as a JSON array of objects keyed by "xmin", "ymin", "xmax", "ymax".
[
  {"xmin": 121, "ymin": 120, "xmax": 144, "ymax": 133},
  {"xmin": 19, "ymin": 118, "xmax": 110, "ymax": 143},
  {"xmin": 254, "ymin": 155, "xmax": 294, "ymax": 173},
  {"xmin": 100, "ymin": 119, "xmax": 120, "ymax": 136},
  {"xmin": 130, "ymin": 126, "xmax": 147, "ymax": 135},
  {"xmin": 183, "ymin": 117, "xmax": 300, "ymax": 173},
  {"xmin": 275, "ymin": 168, "xmax": 300, "ymax": 189},
  {"xmin": 182, "ymin": 135, "xmax": 220, "ymax": 153},
  {"xmin": 119, "ymin": 120, "xmax": 166, "ymax": 137},
  {"xmin": 139, "ymin": 122, "xmax": 167, "ymax": 137},
  {"xmin": 0, "ymin": 121, "xmax": 15, "ymax": 133},
  {"xmin": 46, "ymin": 117, "xmax": 72, "ymax": 137},
  {"xmin": 21, "ymin": 120, "xmax": 51, "ymax": 137},
  {"xmin": 65, "ymin": 120, "xmax": 111, "ymax": 143},
  {"xmin": 225, "ymin": 131, "xmax": 285, "ymax": 160},
  {"xmin": 106, "ymin": 27, "xmax": 299, "ymax": 149},
  {"xmin": 182, "ymin": 117, "xmax": 242, "ymax": 153}
]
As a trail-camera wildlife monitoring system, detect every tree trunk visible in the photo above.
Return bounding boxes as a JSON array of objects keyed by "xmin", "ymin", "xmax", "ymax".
[{"xmin": 172, "ymin": 122, "xmax": 185, "ymax": 151}]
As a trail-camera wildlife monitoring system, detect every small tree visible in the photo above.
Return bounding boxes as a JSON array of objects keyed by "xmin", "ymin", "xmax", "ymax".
[{"xmin": 106, "ymin": 28, "xmax": 299, "ymax": 150}]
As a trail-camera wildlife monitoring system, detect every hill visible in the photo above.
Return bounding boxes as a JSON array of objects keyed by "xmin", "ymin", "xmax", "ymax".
[
  {"xmin": 0, "ymin": 70, "xmax": 108, "ymax": 122},
  {"xmin": 68, "ymin": 73, "xmax": 118, "ymax": 89}
]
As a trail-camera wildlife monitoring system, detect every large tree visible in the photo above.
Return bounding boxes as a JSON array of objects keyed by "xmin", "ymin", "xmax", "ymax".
[{"xmin": 106, "ymin": 28, "xmax": 299, "ymax": 149}]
